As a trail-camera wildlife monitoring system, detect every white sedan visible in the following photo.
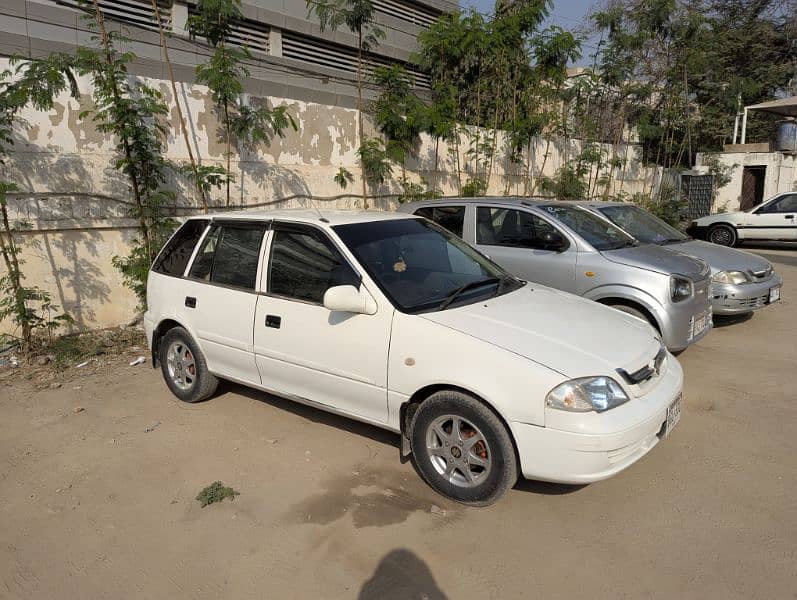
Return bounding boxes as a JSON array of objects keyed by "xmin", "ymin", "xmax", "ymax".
[
  {"xmin": 145, "ymin": 210, "xmax": 683, "ymax": 505},
  {"xmin": 688, "ymin": 192, "xmax": 797, "ymax": 246}
]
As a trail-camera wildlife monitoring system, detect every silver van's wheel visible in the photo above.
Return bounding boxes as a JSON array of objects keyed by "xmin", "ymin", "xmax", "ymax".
[
  {"xmin": 410, "ymin": 390, "xmax": 517, "ymax": 506},
  {"xmin": 159, "ymin": 327, "xmax": 218, "ymax": 403},
  {"xmin": 708, "ymin": 224, "xmax": 737, "ymax": 246}
]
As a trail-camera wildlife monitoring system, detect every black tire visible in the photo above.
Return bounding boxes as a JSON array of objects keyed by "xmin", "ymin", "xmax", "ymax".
[
  {"xmin": 708, "ymin": 224, "xmax": 737, "ymax": 247},
  {"xmin": 608, "ymin": 303, "xmax": 656, "ymax": 329},
  {"xmin": 409, "ymin": 390, "xmax": 518, "ymax": 506},
  {"xmin": 159, "ymin": 326, "xmax": 218, "ymax": 403}
]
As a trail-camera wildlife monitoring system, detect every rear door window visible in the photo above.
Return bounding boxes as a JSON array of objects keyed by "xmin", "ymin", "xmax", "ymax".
[
  {"xmin": 152, "ymin": 219, "xmax": 208, "ymax": 277},
  {"xmin": 476, "ymin": 207, "xmax": 559, "ymax": 249},
  {"xmin": 188, "ymin": 223, "xmax": 267, "ymax": 290},
  {"xmin": 413, "ymin": 206, "xmax": 466, "ymax": 237}
]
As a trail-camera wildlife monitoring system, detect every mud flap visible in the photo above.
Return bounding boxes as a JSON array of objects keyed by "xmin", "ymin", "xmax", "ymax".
[{"xmin": 399, "ymin": 402, "xmax": 418, "ymax": 464}]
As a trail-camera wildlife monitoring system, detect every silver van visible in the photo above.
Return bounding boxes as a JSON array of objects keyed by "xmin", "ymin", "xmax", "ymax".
[
  {"xmin": 580, "ymin": 202, "xmax": 783, "ymax": 315},
  {"xmin": 399, "ymin": 198, "xmax": 713, "ymax": 351}
]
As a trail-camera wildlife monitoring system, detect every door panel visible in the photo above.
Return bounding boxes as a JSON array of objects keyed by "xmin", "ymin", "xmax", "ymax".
[
  {"xmin": 253, "ymin": 224, "xmax": 391, "ymax": 423},
  {"xmin": 179, "ymin": 222, "xmax": 267, "ymax": 385},
  {"xmin": 473, "ymin": 206, "xmax": 577, "ymax": 292},
  {"xmin": 741, "ymin": 193, "xmax": 797, "ymax": 240}
]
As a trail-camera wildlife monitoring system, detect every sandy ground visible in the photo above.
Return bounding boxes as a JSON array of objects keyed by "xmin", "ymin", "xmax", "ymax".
[{"xmin": 1, "ymin": 247, "xmax": 796, "ymax": 600}]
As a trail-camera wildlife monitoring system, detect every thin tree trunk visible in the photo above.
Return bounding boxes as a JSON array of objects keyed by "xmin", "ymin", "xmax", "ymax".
[
  {"xmin": 150, "ymin": 0, "xmax": 206, "ymax": 212},
  {"xmin": 432, "ymin": 136, "xmax": 439, "ymax": 193},
  {"xmin": 91, "ymin": 0, "xmax": 152, "ymax": 262},
  {"xmin": 357, "ymin": 28, "xmax": 368, "ymax": 209},
  {"xmin": 224, "ymin": 97, "xmax": 231, "ymax": 206},
  {"xmin": 0, "ymin": 203, "xmax": 31, "ymax": 350}
]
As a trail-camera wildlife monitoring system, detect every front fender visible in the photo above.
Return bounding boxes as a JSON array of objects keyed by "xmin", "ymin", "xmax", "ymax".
[{"xmin": 583, "ymin": 284, "xmax": 666, "ymax": 332}]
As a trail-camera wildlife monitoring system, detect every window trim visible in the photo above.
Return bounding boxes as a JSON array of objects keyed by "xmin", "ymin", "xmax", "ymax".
[
  {"xmin": 183, "ymin": 221, "xmax": 271, "ymax": 294},
  {"xmin": 473, "ymin": 205, "xmax": 572, "ymax": 252},
  {"xmin": 264, "ymin": 221, "xmax": 364, "ymax": 307},
  {"xmin": 755, "ymin": 193, "xmax": 797, "ymax": 214}
]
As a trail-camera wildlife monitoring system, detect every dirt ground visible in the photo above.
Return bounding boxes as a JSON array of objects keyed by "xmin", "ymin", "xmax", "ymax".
[{"xmin": 2, "ymin": 247, "xmax": 796, "ymax": 600}]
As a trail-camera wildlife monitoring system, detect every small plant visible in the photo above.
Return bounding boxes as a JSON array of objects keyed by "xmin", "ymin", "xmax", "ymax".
[
  {"xmin": 357, "ymin": 137, "xmax": 392, "ymax": 191},
  {"xmin": 396, "ymin": 176, "xmax": 439, "ymax": 204},
  {"xmin": 461, "ymin": 176, "xmax": 487, "ymax": 197},
  {"xmin": 196, "ymin": 481, "xmax": 240, "ymax": 507},
  {"xmin": 333, "ymin": 167, "xmax": 355, "ymax": 190}
]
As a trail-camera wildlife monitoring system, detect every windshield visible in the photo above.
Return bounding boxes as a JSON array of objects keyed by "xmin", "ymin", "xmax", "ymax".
[
  {"xmin": 598, "ymin": 205, "xmax": 688, "ymax": 245},
  {"xmin": 334, "ymin": 218, "xmax": 522, "ymax": 313},
  {"xmin": 539, "ymin": 205, "xmax": 637, "ymax": 251}
]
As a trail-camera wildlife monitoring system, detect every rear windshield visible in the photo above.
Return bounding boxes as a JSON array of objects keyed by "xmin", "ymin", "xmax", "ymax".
[{"xmin": 540, "ymin": 205, "xmax": 637, "ymax": 251}]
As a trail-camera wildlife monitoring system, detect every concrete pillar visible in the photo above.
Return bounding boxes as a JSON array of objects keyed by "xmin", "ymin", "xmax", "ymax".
[
  {"xmin": 172, "ymin": 2, "xmax": 188, "ymax": 36},
  {"xmin": 269, "ymin": 27, "xmax": 282, "ymax": 57}
]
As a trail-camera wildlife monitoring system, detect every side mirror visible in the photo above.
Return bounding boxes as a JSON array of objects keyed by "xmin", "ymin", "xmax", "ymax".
[
  {"xmin": 539, "ymin": 231, "xmax": 567, "ymax": 252},
  {"xmin": 323, "ymin": 285, "xmax": 377, "ymax": 315}
]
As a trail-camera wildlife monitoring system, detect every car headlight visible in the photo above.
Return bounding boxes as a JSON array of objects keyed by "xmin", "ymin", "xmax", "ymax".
[
  {"xmin": 670, "ymin": 275, "xmax": 693, "ymax": 302},
  {"xmin": 712, "ymin": 270, "xmax": 750, "ymax": 285},
  {"xmin": 545, "ymin": 376, "xmax": 630, "ymax": 413}
]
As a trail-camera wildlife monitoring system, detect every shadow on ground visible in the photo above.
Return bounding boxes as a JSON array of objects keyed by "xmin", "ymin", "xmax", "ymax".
[{"xmin": 359, "ymin": 549, "xmax": 447, "ymax": 600}]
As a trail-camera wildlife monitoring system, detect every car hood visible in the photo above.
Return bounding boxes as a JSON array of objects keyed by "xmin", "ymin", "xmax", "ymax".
[
  {"xmin": 421, "ymin": 285, "xmax": 662, "ymax": 381},
  {"xmin": 601, "ymin": 244, "xmax": 708, "ymax": 278},
  {"xmin": 695, "ymin": 211, "xmax": 747, "ymax": 225},
  {"xmin": 666, "ymin": 240, "xmax": 771, "ymax": 274}
]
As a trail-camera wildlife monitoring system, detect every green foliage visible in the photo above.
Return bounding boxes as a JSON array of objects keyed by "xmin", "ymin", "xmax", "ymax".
[
  {"xmin": 621, "ymin": 187, "xmax": 687, "ymax": 229},
  {"xmin": 187, "ymin": 0, "xmax": 243, "ymax": 47},
  {"xmin": 371, "ymin": 64, "xmax": 428, "ymax": 167},
  {"xmin": 333, "ymin": 167, "xmax": 355, "ymax": 190},
  {"xmin": 539, "ymin": 164, "xmax": 589, "ymax": 200},
  {"xmin": 306, "ymin": 0, "xmax": 386, "ymax": 52},
  {"xmin": 461, "ymin": 177, "xmax": 487, "ymax": 197},
  {"xmin": 701, "ymin": 153, "xmax": 737, "ymax": 191},
  {"xmin": 357, "ymin": 138, "xmax": 392, "ymax": 189},
  {"xmin": 397, "ymin": 176, "xmax": 439, "ymax": 204},
  {"xmin": 230, "ymin": 102, "xmax": 298, "ymax": 150},
  {"xmin": 111, "ymin": 217, "xmax": 176, "ymax": 307},
  {"xmin": 179, "ymin": 163, "xmax": 234, "ymax": 201},
  {"xmin": 0, "ymin": 58, "xmax": 78, "ymax": 352},
  {"xmin": 196, "ymin": 481, "xmax": 240, "ymax": 507}
]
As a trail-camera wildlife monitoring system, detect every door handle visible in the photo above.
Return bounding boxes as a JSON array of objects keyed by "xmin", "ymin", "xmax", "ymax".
[
  {"xmin": 185, "ymin": 296, "xmax": 196, "ymax": 308},
  {"xmin": 785, "ymin": 215, "xmax": 794, "ymax": 219},
  {"xmin": 265, "ymin": 315, "xmax": 281, "ymax": 329}
]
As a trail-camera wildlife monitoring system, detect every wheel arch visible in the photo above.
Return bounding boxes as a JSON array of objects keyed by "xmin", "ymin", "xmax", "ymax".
[
  {"xmin": 399, "ymin": 384, "xmax": 520, "ymax": 466},
  {"xmin": 151, "ymin": 318, "xmax": 187, "ymax": 367},
  {"xmin": 595, "ymin": 297, "xmax": 662, "ymax": 334}
]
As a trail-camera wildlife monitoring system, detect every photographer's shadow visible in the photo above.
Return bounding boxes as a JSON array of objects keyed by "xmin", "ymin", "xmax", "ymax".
[{"xmin": 359, "ymin": 549, "xmax": 447, "ymax": 600}]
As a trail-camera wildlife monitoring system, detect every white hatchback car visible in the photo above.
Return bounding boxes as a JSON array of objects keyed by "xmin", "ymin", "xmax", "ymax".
[{"xmin": 145, "ymin": 210, "xmax": 684, "ymax": 505}]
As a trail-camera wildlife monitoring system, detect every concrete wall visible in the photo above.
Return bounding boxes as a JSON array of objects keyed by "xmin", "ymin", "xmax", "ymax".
[
  {"xmin": 0, "ymin": 58, "xmax": 664, "ymax": 335},
  {"xmin": 694, "ymin": 151, "xmax": 797, "ymax": 213}
]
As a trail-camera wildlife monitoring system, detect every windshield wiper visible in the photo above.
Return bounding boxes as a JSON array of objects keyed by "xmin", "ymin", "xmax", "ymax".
[
  {"xmin": 658, "ymin": 238, "xmax": 687, "ymax": 245},
  {"xmin": 437, "ymin": 278, "xmax": 500, "ymax": 311}
]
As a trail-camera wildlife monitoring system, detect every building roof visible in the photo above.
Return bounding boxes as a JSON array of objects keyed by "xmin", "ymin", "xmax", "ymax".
[
  {"xmin": 194, "ymin": 208, "xmax": 417, "ymax": 227},
  {"xmin": 747, "ymin": 96, "xmax": 797, "ymax": 117}
]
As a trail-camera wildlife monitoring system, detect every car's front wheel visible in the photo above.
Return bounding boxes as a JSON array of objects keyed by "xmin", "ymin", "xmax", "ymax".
[
  {"xmin": 410, "ymin": 390, "xmax": 518, "ymax": 506},
  {"xmin": 708, "ymin": 224, "xmax": 737, "ymax": 246},
  {"xmin": 159, "ymin": 326, "xmax": 218, "ymax": 403}
]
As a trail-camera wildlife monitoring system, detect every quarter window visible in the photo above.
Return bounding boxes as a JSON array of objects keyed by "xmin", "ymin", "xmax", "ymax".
[
  {"xmin": 476, "ymin": 207, "xmax": 559, "ymax": 249},
  {"xmin": 188, "ymin": 224, "xmax": 266, "ymax": 290},
  {"xmin": 152, "ymin": 219, "xmax": 208, "ymax": 277},
  {"xmin": 268, "ymin": 227, "xmax": 359, "ymax": 304},
  {"xmin": 414, "ymin": 206, "xmax": 466, "ymax": 237}
]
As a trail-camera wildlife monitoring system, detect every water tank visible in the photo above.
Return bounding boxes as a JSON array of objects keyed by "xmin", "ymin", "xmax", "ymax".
[{"xmin": 774, "ymin": 120, "xmax": 797, "ymax": 152}]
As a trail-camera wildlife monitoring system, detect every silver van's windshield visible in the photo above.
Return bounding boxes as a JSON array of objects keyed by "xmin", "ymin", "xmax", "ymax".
[
  {"xmin": 540, "ymin": 205, "xmax": 638, "ymax": 251},
  {"xmin": 598, "ymin": 205, "xmax": 688, "ymax": 246},
  {"xmin": 334, "ymin": 218, "xmax": 523, "ymax": 313}
]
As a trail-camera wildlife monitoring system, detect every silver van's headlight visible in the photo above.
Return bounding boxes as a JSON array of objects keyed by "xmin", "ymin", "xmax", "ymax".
[
  {"xmin": 670, "ymin": 275, "xmax": 693, "ymax": 302},
  {"xmin": 546, "ymin": 377, "xmax": 630, "ymax": 413},
  {"xmin": 712, "ymin": 270, "xmax": 750, "ymax": 285}
]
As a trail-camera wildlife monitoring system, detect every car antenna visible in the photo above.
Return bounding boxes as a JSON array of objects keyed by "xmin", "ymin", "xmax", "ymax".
[{"xmin": 308, "ymin": 197, "xmax": 329, "ymax": 223}]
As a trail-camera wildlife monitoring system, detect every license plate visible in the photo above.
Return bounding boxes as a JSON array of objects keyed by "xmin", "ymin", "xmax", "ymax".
[
  {"xmin": 691, "ymin": 312, "xmax": 709, "ymax": 340},
  {"xmin": 769, "ymin": 286, "xmax": 781, "ymax": 304},
  {"xmin": 665, "ymin": 394, "xmax": 682, "ymax": 438}
]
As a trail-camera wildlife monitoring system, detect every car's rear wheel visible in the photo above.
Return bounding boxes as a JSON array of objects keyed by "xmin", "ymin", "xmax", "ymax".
[
  {"xmin": 159, "ymin": 327, "xmax": 218, "ymax": 403},
  {"xmin": 409, "ymin": 390, "xmax": 517, "ymax": 506},
  {"xmin": 708, "ymin": 224, "xmax": 737, "ymax": 247}
]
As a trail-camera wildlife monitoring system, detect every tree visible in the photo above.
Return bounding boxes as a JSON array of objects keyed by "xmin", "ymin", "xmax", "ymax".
[
  {"xmin": 306, "ymin": 0, "xmax": 386, "ymax": 207},
  {"xmin": 75, "ymin": 0, "xmax": 174, "ymax": 305},
  {"xmin": 190, "ymin": 0, "xmax": 297, "ymax": 206},
  {"xmin": 0, "ymin": 57, "xmax": 78, "ymax": 351}
]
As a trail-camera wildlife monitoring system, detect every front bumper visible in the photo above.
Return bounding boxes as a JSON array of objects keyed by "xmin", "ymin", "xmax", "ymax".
[
  {"xmin": 711, "ymin": 274, "xmax": 783, "ymax": 315},
  {"xmin": 686, "ymin": 224, "xmax": 708, "ymax": 240},
  {"xmin": 510, "ymin": 357, "xmax": 683, "ymax": 484},
  {"xmin": 658, "ymin": 278, "xmax": 714, "ymax": 352}
]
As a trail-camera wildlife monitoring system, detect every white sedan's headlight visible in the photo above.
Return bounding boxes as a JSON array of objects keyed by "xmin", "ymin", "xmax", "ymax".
[
  {"xmin": 712, "ymin": 270, "xmax": 750, "ymax": 285},
  {"xmin": 546, "ymin": 376, "xmax": 630, "ymax": 413}
]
